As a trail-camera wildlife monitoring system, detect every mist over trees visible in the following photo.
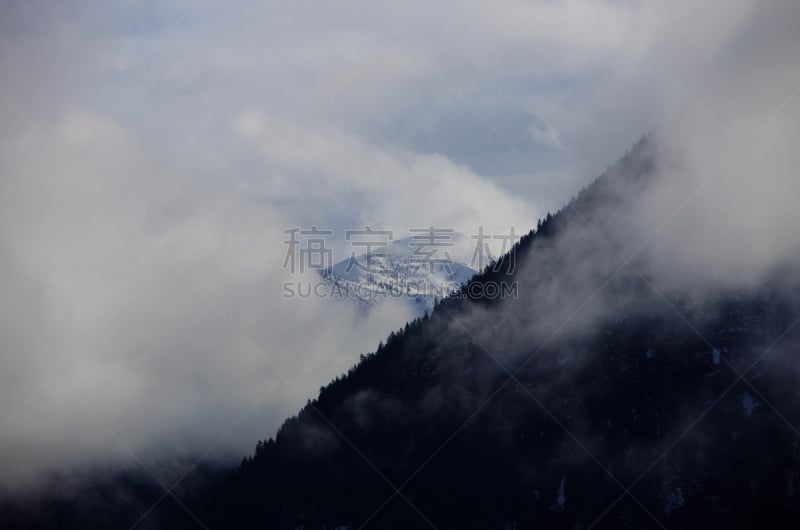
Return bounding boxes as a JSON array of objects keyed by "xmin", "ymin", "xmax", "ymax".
[{"xmin": 159, "ymin": 138, "xmax": 800, "ymax": 529}]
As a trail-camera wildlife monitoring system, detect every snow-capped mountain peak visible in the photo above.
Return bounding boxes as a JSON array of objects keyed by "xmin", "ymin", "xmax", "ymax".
[{"xmin": 320, "ymin": 233, "xmax": 489, "ymax": 314}]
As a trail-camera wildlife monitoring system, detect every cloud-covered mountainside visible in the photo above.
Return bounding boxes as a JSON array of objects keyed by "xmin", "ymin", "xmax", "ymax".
[
  {"xmin": 135, "ymin": 136, "xmax": 798, "ymax": 529},
  {"xmin": 5, "ymin": 136, "xmax": 800, "ymax": 529}
]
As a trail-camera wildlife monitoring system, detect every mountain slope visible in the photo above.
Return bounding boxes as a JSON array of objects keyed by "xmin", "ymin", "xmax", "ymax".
[{"xmin": 184, "ymin": 137, "xmax": 800, "ymax": 529}]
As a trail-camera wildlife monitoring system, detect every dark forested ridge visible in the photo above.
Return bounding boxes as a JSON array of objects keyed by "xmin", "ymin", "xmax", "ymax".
[
  {"xmin": 5, "ymin": 136, "xmax": 800, "ymax": 529},
  {"xmin": 178, "ymin": 136, "xmax": 800, "ymax": 529}
]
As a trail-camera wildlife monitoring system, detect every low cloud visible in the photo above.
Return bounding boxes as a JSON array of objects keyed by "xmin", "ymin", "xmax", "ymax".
[{"xmin": 0, "ymin": 0, "xmax": 798, "ymax": 497}]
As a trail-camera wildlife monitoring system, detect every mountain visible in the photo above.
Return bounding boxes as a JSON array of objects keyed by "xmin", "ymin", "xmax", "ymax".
[
  {"xmin": 176, "ymin": 136, "xmax": 800, "ymax": 529},
  {"xmin": 320, "ymin": 233, "xmax": 483, "ymax": 315},
  {"xmin": 6, "ymin": 137, "xmax": 799, "ymax": 529}
]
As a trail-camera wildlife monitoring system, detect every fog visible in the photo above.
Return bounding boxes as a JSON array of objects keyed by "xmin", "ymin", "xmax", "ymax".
[{"xmin": 1, "ymin": 0, "xmax": 799, "ymax": 497}]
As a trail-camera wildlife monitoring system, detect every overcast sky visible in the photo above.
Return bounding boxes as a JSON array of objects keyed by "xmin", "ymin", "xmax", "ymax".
[{"xmin": 1, "ymin": 0, "xmax": 799, "ymax": 491}]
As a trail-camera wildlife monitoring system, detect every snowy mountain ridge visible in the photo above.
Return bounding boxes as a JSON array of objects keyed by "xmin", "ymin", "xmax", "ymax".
[{"xmin": 319, "ymin": 233, "xmax": 487, "ymax": 314}]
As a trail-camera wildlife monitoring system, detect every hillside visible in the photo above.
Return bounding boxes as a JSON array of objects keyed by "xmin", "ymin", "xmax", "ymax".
[
  {"xmin": 5, "ymin": 137, "xmax": 797, "ymax": 529},
  {"xmin": 179, "ymin": 137, "xmax": 800, "ymax": 529}
]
